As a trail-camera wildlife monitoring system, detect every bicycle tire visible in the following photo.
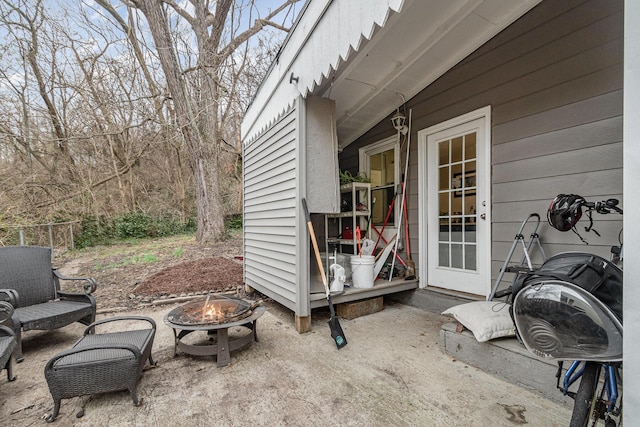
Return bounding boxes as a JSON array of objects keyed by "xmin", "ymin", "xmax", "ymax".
[{"xmin": 569, "ymin": 362, "xmax": 602, "ymax": 427}]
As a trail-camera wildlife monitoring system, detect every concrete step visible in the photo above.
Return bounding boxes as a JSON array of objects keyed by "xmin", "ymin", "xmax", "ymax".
[
  {"xmin": 439, "ymin": 322, "xmax": 572, "ymax": 406},
  {"xmin": 390, "ymin": 288, "xmax": 573, "ymax": 407}
]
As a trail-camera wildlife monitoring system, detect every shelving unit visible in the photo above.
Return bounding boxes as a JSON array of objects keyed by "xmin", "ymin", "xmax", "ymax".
[{"xmin": 325, "ymin": 182, "xmax": 372, "ymax": 254}]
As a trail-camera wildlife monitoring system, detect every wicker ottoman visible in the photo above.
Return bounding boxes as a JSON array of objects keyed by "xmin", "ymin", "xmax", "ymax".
[{"xmin": 44, "ymin": 316, "xmax": 156, "ymax": 422}]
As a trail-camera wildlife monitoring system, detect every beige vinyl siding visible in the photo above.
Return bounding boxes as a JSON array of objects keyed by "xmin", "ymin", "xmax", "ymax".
[
  {"xmin": 340, "ymin": 0, "xmax": 623, "ymax": 287},
  {"xmin": 243, "ymin": 106, "xmax": 300, "ymax": 311}
]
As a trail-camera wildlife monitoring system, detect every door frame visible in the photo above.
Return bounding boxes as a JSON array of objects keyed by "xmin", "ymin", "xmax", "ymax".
[{"xmin": 417, "ymin": 106, "xmax": 492, "ymax": 294}]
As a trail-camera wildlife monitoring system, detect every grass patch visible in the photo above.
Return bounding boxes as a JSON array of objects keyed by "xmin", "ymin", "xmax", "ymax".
[
  {"xmin": 81, "ymin": 236, "xmax": 198, "ymax": 269},
  {"xmin": 94, "ymin": 253, "xmax": 158, "ymax": 269},
  {"xmin": 134, "ymin": 253, "xmax": 158, "ymax": 264}
]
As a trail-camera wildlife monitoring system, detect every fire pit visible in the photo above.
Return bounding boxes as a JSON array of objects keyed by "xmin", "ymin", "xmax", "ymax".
[{"xmin": 163, "ymin": 295, "xmax": 265, "ymax": 367}]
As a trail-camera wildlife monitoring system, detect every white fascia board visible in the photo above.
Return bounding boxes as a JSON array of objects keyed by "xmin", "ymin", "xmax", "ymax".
[{"xmin": 241, "ymin": 0, "xmax": 404, "ymax": 144}]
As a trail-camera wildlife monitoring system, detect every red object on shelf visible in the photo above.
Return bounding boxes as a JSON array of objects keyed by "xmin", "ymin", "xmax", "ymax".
[
  {"xmin": 342, "ymin": 227, "xmax": 365, "ymax": 240},
  {"xmin": 343, "ymin": 227, "xmax": 353, "ymax": 239}
]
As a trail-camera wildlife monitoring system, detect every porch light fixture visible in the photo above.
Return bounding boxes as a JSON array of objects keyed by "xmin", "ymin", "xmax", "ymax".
[{"xmin": 391, "ymin": 109, "xmax": 408, "ymax": 135}]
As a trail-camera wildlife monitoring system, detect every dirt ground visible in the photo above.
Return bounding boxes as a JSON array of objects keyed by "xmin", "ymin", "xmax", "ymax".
[
  {"xmin": 1, "ymin": 301, "xmax": 572, "ymax": 427},
  {"xmin": 0, "ymin": 232, "xmax": 573, "ymax": 426},
  {"xmin": 53, "ymin": 232, "xmax": 245, "ymax": 312}
]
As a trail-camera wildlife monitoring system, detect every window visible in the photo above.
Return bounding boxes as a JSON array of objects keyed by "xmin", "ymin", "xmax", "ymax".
[{"xmin": 359, "ymin": 137, "xmax": 399, "ymax": 227}]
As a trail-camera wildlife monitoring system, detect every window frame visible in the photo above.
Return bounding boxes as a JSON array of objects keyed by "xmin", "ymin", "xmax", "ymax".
[{"xmin": 359, "ymin": 135, "xmax": 400, "ymax": 229}]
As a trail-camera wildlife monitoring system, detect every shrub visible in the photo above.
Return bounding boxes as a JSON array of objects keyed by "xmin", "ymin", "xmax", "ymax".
[
  {"xmin": 225, "ymin": 214, "xmax": 242, "ymax": 230},
  {"xmin": 76, "ymin": 213, "xmax": 197, "ymax": 248},
  {"xmin": 76, "ymin": 216, "xmax": 116, "ymax": 248},
  {"xmin": 116, "ymin": 212, "xmax": 153, "ymax": 238}
]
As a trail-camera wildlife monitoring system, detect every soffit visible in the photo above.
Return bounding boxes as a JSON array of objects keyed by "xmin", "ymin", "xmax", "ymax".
[{"xmin": 326, "ymin": 0, "xmax": 542, "ymax": 150}]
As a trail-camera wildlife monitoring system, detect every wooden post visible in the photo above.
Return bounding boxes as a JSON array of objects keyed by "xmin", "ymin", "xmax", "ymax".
[
  {"xmin": 295, "ymin": 315, "xmax": 311, "ymax": 333},
  {"xmin": 70, "ymin": 222, "xmax": 75, "ymax": 250},
  {"xmin": 48, "ymin": 223, "xmax": 54, "ymax": 251}
]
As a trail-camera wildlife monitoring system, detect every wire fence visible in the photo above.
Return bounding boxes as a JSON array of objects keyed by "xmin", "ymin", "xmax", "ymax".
[{"xmin": 0, "ymin": 221, "xmax": 80, "ymax": 254}]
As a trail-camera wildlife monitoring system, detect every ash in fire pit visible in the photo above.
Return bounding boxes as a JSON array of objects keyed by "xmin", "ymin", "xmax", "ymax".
[{"xmin": 166, "ymin": 295, "xmax": 258, "ymax": 326}]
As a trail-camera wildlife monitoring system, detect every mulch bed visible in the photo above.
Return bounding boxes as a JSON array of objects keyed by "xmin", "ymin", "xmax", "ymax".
[{"xmin": 133, "ymin": 257, "xmax": 244, "ymax": 296}]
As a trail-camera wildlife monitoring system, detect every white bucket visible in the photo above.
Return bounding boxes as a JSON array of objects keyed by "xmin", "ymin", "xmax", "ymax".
[{"xmin": 350, "ymin": 255, "xmax": 375, "ymax": 288}]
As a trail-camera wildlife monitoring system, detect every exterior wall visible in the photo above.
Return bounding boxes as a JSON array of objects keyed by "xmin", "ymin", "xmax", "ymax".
[
  {"xmin": 623, "ymin": 0, "xmax": 640, "ymax": 419},
  {"xmin": 340, "ymin": 0, "xmax": 623, "ymax": 286},
  {"xmin": 243, "ymin": 102, "xmax": 306, "ymax": 313}
]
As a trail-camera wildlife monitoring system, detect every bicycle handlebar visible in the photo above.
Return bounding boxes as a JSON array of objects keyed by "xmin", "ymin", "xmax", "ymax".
[{"xmin": 582, "ymin": 198, "xmax": 623, "ymax": 215}]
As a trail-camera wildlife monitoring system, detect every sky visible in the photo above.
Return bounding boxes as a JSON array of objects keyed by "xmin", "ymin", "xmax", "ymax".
[{"xmin": 0, "ymin": 0, "xmax": 302, "ymax": 96}]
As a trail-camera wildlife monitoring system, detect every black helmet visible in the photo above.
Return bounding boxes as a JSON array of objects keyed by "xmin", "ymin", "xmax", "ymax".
[{"xmin": 547, "ymin": 194, "xmax": 586, "ymax": 231}]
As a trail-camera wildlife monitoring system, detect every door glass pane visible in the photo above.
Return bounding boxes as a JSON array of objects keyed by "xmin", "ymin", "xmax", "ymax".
[
  {"xmin": 451, "ymin": 136, "xmax": 463, "ymax": 162},
  {"xmin": 439, "ymin": 243, "xmax": 449, "ymax": 267},
  {"xmin": 465, "ymin": 194, "xmax": 476, "ymax": 215},
  {"xmin": 439, "ymin": 218, "xmax": 449, "ymax": 241},
  {"xmin": 451, "ymin": 244, "xmax": 463, "ymax": 269},
  {"xmin": 438, "ymin": 140, "xmax": 449, "ymax": 165},
  {"xmin": 465, "ymin": 245, "xmax": 477, "ymax": 270},
  {"xmin": 438, "ymin": 167, "xmax": 449, "ymax": 191},
  {"xmin": 451, "ymin": 224, "xmax": 462, "ymax": 242},
  {"xmin": 464, "ymin": 133, "xmax": 476, "ymax": 160},
  {"xmin": 436, "ymin": 132, "xmax": 478, "ymax": 272},
  {"xmin": 465, "ymin": 160, "xmax": 476, "ymax": 177},
  {"xmin": 465, "ymin": 222, "xmax": 477, "ymax": 243},
  {"xmin": 438, "ymin": 192, "xmax": 449, "ymax": 216}
]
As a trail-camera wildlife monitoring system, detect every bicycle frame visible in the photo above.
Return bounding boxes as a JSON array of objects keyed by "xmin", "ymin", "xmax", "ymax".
[{"xmin": 563, "ymin": 361, "xmax": 620, "ymax": 413}]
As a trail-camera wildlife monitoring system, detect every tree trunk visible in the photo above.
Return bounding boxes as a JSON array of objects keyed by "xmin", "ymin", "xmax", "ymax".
[{"xmin": 137, "ymin": 0, "xmax": 225, "ymax": 243}]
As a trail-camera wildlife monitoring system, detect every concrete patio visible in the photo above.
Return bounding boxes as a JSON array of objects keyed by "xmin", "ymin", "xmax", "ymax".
[{"xmin": 1, "ymin": 298, "xmax": 571, "ymax": 426}]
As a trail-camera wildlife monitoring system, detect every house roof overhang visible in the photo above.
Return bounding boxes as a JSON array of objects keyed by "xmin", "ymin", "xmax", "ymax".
[{"xmin": 241, "ymin": 0, "xmax": 541, "ymax": 150}]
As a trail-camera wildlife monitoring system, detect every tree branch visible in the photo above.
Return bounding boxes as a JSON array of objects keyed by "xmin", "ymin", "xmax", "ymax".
[
  {"xmin": 217, "ymin": 0, "xmax": 299, "ymax": 61},
  {"xmin": 32, "ymin": 159, "xmax": 138, "ymax": 209}
]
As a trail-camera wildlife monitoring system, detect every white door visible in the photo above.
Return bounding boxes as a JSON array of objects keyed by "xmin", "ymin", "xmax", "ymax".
[{"xmin": 419, "ymin": 107, "xmax": 491, "ymax": 296}]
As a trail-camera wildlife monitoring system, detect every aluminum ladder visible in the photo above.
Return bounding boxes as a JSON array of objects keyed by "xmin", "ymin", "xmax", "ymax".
[{"xmin": 488, "ymin": 213, "xmax": 546, "ymax": 301}]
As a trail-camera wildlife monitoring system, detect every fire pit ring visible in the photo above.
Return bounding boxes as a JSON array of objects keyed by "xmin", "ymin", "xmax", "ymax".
[{"xmin": 163, "ymin": 295, "xmax": 265, "ymax": 367}]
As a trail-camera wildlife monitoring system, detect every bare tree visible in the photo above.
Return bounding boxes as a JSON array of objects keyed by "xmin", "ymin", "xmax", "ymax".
[
  {"xmin": 0, "ymin": 0, "xmax": 185, "ymax": 223},
  {"xmin": 0, "ymin": 0, "xmax": 293, "ymax": 242},
  {"xmin": 111, "ymin": 0, "xmax": 300, "ymax": 243}
]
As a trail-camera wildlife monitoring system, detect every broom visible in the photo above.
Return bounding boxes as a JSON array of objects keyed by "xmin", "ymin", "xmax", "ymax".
[{"xmin": 301, "ymin": 199, "xmax": 347, "ymax": 349}]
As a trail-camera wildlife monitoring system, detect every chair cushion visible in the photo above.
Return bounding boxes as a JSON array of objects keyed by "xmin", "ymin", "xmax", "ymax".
[
  {"xmin": 52, "ymin": 329, "xmax": 153, "ymax": 367},
  {"xmin": 52, "ymin": 348, "xmax": 136, "ymax": 367},
  {"xmin": 15, "ymin": 301, "xmax": 94, "ymax": 331},
  {"xmin": 77, "ymin": 329, "xmax": 151, "ymax": 350}
]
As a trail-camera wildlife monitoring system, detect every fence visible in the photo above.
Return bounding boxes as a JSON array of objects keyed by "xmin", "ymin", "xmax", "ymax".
[{"xmin": 0, "ymin": 221, "xmax": 80, "ymax": 253}]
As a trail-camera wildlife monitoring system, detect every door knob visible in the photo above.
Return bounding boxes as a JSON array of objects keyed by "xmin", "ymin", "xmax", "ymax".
[{"xmin": 480, "ymin": 213, "xmax": 486, "ymax": 220}]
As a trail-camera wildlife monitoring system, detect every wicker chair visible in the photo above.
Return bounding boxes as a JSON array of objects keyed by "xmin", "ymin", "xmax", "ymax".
[
  {"xmin": 44, "ymin": 316, "xmax": 156, "ymax": 422},
  {"xmin": 0, "ymin": 301, "xmax": 17, "ymax": 382},
  {"xmin": 0, "ymin": 246, "xmax": 97, "ymax": 361}
]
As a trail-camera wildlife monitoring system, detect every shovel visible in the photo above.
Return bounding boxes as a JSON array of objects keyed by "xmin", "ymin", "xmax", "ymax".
[{"xmin": 301, "ymin": 199, "xmax": 347, "ymax": 349}]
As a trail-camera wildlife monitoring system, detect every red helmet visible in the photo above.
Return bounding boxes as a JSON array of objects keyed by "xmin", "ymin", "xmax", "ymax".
[{"xmin": 547, "ymin": 194, "xmax": 586, "ymax": 231}]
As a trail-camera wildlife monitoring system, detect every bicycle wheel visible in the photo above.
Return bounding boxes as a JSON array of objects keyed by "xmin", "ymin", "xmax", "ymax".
[{"xmin": 569, "ymin": 362, "xmax": 611, "ymax": 427}]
